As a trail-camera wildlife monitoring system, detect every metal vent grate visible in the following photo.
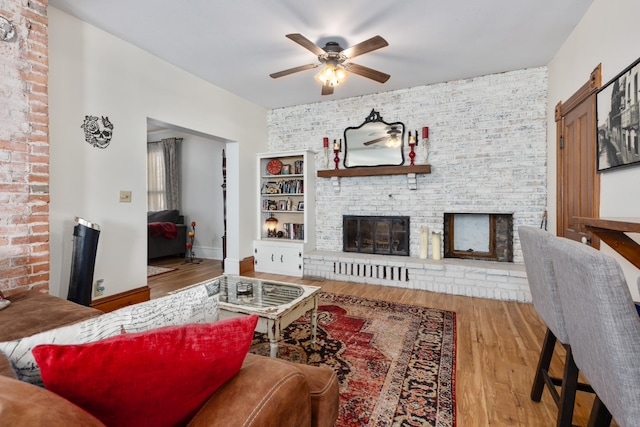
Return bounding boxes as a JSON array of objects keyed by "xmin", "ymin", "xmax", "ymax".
[{"xmin": 333, "ymin": 261, "xmax": 409, "ymax": 281}]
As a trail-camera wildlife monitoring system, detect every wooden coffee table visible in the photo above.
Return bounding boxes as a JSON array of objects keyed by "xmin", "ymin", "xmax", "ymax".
[{"xmin": 206, "ymin": 275, "xmax": 321, "ymax": 358}]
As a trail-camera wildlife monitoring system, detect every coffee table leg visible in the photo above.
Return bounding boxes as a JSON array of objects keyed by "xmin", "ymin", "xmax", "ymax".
[
  {"xmin": 311, "ymin": 295, "xmax": 318, "ymax": 349},
  {"xmin": 268, "ymin": 319, "xmax": 280, "ymax": 358}
]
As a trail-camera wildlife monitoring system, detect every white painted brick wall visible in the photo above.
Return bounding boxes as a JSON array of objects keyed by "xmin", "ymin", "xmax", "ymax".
[
  {"xmin": 268, "ymin": 68, "xmax": 547, "ymax": 301},
  {"xmin": 268, "ymin": 67, "xmax": 547, "ymax": 264}
]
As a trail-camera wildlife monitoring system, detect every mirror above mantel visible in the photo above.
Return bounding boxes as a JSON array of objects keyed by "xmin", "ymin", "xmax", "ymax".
[{"xmin": 343, "ymin": 109, "xmax": 405, "ymax": 168}]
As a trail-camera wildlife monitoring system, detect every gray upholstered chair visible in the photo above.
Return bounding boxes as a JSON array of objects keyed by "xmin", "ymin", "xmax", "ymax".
[
  {"xmin": 519, "ymin": 226, "xmax": 591, "ymax": 426},
  {"xmin": 549, "ymin": 236, "xmax": 640, "ymax": 427}
]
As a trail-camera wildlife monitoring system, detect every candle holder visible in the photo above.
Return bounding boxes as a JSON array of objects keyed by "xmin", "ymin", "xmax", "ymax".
[
  {"xmin": 334, "ymin": 149, "xmax": 340, "ymax": 170},
  {"xmin": 409, "ymin": 142, "xmax": 416, "ymax": 165},
  {"xmin": 183, "ymin": 221, "xmax": 202, "ymax": 265}
]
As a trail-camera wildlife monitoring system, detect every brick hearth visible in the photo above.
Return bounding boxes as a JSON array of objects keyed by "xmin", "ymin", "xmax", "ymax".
[{"xmin": 304, "ymin": 251, "xmax": 530, "ymax": 302}]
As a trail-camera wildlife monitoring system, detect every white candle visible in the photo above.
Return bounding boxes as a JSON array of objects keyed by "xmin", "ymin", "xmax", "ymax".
[
  {"xmin": 432, "ymin": 231, "xmax": 442, "ymax": 260},
  {"xmin": 419, "ymin": 226, "xmax": 429, "ymax": 259}
]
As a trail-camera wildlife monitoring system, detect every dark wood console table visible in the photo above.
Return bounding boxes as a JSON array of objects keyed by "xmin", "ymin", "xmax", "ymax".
[{"xmin": 574, "ymin": 217, "xmax": 640, "ymax": 269}]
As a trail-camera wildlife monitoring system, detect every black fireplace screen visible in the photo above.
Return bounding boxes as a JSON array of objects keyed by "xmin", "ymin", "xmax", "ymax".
[{"xmin": 343, "ymin": 216, "xmax": 410, "ymax": 256}]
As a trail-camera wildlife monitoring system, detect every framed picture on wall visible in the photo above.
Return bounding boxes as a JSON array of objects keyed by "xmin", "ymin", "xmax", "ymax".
[{"xmin": 596, "ymin": 56, "xmax": 640, "ymax": 172}]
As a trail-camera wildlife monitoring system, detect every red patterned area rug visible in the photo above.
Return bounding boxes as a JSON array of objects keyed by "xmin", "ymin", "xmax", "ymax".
[{"xmin": 250, "ymin": 292, "xmax": 456, "ymax": 427}]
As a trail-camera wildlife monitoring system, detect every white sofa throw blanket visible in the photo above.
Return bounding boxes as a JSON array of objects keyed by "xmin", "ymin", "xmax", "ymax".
[{"xmin": 0, "ymin": 281, "xmax": 219, "ymax": 386}]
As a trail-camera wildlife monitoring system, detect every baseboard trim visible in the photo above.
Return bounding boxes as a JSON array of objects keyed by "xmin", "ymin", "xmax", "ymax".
[
  {"xmin": 193, "ymin": 245, "xmax": 222, "ymax": 260},
  {"xmin": 91, "ymin": 286, "xmax": 151, "ymax": 313},
  {"xmin": 240, "ymin": 256, "xmax": 255, "ymax": 275}
]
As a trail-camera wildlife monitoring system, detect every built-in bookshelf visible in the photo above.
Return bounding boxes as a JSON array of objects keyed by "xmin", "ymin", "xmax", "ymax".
[{"xmin": 254, "ymin": 150, "xmax": 315, "ymax": 277}]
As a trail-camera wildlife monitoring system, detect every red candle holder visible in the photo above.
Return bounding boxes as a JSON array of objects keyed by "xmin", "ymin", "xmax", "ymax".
[
  {"xmin": 334, "ymin": 149, "xmax": 340, "ymax": 170},
  {"xmin": 409, "ymin": 143, "xmax": 416, "ymax": 166}
]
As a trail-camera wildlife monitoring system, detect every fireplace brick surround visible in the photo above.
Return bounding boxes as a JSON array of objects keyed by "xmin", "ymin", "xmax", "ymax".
[
  {"xmin": 304, "ymin": 251, "xmax": 530, "ymax": 302},
  {"xmin": 267, "ymin": 68, "xmax": 547, "ymax": 302}
]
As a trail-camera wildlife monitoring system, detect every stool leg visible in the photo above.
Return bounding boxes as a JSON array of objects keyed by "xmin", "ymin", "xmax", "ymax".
[
  {"xmin": 531, "ymin": 328, "xmax": 556, "ymax": 401},
  {"xmin": 587, "ymin": 396, "xmax": 612, "ymax": 427},
  {"xmin": 556, "ymin": 345, "xmax": 578, "ymax": 427}
]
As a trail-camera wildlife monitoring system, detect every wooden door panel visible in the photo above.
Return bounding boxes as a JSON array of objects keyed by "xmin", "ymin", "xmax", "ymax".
[
  {"xmin": 556, "ymin": 66, "xmax": 601, "ymax": 246},
  {"xmin": 562, "ymin": 102, "xmax": 593, "ymax": 242}
]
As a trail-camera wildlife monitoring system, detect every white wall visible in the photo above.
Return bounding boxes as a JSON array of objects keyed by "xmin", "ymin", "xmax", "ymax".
[
  {"xmin": 547, "ymin": 0, "xmax": 640, "ymax": 299},
  {"xmin": 48, "ymin": 7, "xmax": 267, "ymax": 299},
  {"xmin": 147, "ymin": 129, "xmax": 226, "ymax": 260}
]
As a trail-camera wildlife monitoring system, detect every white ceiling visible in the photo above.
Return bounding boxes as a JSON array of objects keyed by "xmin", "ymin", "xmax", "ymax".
[{"xmin": 49, "ymin": 0, "xmax": 593, "ymax": 110}]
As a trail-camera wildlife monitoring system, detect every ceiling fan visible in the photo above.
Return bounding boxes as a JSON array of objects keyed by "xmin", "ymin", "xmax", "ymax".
[
  {"xmin": 363, "ymin": 126, "xmax": 402, "ymax": 148},
  {"xmin": 270, "ymin": 33, "xmax": 390, "ymax": 95}
]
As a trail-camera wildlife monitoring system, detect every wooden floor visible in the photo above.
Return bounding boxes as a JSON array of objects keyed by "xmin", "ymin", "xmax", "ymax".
[{"xmin": 148, "ymin": 257, "xmax": 606, "ymax": 427}]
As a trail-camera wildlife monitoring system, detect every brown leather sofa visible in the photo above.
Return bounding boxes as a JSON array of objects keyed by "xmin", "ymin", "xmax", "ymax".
[{"xmin": 0, "ymin": 291, "xmax": 339, "ymax": 426}]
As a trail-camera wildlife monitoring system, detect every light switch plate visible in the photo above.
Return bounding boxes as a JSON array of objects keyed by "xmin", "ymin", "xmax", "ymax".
[{"xmin": 119, "ymin": 190, "xmax": 132, "ymax": 203}]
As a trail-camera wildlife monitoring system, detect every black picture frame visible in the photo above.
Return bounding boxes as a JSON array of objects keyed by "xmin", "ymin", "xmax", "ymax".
[
  {"xmin": 297, "ymin": 201, "xmax": 304, "ymax": 211},
  {"xmin": 596, "ymin": 56, "xmax": 640, "ymax": 172}
]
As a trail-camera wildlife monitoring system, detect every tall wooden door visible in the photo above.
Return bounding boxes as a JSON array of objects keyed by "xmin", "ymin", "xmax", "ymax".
[{"xmin": 556, "ymin": 65, "xmax": 601, "ymax": 245}]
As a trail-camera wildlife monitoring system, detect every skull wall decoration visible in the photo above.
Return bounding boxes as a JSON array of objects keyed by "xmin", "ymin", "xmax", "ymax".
[{"xmin": 81, "ymin": 115, "xmax": 114, "ymax": 149}]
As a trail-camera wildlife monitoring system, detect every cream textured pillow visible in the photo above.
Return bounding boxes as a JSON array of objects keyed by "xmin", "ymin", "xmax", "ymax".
[{"xmin": 0, "ymin": 282, "xmax": 219, "ymax": 385}]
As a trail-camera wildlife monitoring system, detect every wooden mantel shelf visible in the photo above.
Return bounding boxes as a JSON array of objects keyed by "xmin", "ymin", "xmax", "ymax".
[
  {"xmin": 317, "ymin": 164, "xmax": 431, "ymax": 178},
  {"xmin": 317, "ymin": 164, "xmax": 431, "ymax": 191}
]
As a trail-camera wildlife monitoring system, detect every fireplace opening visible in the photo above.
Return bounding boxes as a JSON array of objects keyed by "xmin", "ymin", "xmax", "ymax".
[
  {"xmin": 343, "ymin": 216, "xmax": 409, "ymax": 256},
  {"xmin": 443, "ymin": 213, "xmax": 513, "ymax": 262}
]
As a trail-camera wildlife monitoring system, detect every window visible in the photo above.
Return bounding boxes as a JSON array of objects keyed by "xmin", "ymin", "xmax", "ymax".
[{"xmin": 147, "ymin": 142, "xmax": 167, "ymax": 211}]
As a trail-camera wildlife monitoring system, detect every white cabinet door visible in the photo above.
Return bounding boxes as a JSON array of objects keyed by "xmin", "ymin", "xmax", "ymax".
[{"xmin": 254, "ymin": 241, "xmax": 303, "ymax": 277}]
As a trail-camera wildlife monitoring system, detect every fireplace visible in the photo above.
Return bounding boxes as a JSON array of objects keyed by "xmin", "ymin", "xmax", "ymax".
[
  {"xmin": 343, "ymin": 216, "xmax": 410, "ymax": 256},
  {"xmin": 443, "ymin": 213, "xmax": 513, "ymax": 262}
]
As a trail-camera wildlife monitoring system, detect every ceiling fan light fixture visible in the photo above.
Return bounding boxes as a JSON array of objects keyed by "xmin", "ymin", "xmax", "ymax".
[
  {"xmin": 315, "ymin": 64, "xmax": 347, "ymax": 87},
  {"xmin": 384, "ymin": 128, "xmax": 402, "ymax": 148},
  {"xmin": 271, "ymin": 34, "xmax": 388, "ymax": 95},
  {"xmin": 385, "ymin": 135, "xmax": 402, "ymax": 148}
]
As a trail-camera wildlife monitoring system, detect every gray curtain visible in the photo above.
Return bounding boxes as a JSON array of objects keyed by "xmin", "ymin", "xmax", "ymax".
[
  {"xmin": 147, "ymin": 138, "xmax": 180, "ymax": 211},
  {"xmin": 162, "ymin": 138, "xmax": 180, "ymax": 210}
]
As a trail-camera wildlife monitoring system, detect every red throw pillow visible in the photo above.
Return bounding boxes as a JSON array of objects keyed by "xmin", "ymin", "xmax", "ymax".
[{"xmin": 32, "ymin": 315, "xmax": 258, "ymax": 427}]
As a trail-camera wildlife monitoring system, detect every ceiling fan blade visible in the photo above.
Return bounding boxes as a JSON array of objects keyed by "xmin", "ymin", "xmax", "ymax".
[
  {"xmin": 363, "ymin": 136, "xmax": 387, "ymax": 146},
  {"xmin": 342, "ymin": 35, "xmax": 388, "ymax": 59},
  {"xmin": 270, "ymin": 63, "xmax": 319, "ymax": 79},
  {"xmin": 321, "ymin": 84, "xmax": 334, "ymax": 96},
  {"xmin": 286, "ymin": 33, "xmax": 326, "ymax": 56},
  {"xmin": 346, "ymin": 63, "xmax": 390, "ymax": 83}
]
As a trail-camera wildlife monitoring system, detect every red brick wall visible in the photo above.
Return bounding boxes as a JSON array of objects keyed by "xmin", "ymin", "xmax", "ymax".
[{"xmin": 0, "ymin": 0, "xmax": 49, "ymax": 295}]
